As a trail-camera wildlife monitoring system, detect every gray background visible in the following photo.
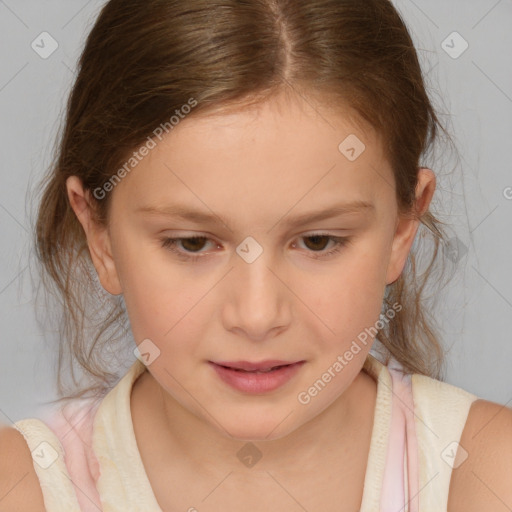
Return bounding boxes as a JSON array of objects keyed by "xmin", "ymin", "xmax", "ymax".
[{"xmin": 0, "ymin": 0, "xmax": 511, "ymax": 424}]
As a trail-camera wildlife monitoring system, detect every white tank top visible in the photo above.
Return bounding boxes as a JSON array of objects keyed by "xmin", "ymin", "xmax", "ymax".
[{"xmin": 13, "ymin": 353, "xmax": 477, "ymax": 511}]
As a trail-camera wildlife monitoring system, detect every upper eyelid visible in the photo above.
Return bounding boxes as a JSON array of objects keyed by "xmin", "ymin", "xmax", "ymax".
[{"xmin": 163, "ymin": 229, "xmax": 352, "ymax": 240}]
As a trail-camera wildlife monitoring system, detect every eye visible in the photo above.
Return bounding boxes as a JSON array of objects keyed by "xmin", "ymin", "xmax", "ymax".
[
  {"xmin": 293, "ymin": 233, "xmax": 351, "ymax": 259},
  {"xmin": 160, "ymin": 236, "xmax": 215, "ymax": 261},
  {"xmin": 159, "ymin": 233, "xmax": 351, "ymax": 262}
]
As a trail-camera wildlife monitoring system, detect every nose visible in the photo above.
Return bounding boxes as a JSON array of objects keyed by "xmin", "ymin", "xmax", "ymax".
[{"xmin": 221, "ymin": 242, "xmax": 292, "ymax": 341}]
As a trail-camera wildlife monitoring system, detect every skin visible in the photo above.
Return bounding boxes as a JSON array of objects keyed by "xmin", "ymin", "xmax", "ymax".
[{"xmin": 63, "ymin": 89, "xmax": 512, "ymax": 510}]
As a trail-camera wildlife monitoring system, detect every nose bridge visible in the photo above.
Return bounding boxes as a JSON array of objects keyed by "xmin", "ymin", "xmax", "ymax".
[
  {"xmin": 235, "ymin": 234, "xmax": 281, "ymax": 303},
  {"xmin": 223, "ymin": 234, "xmax": 291, "ymax": 337}
]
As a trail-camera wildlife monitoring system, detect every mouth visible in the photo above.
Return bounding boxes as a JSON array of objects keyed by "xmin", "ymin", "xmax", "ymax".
[
  {"xmin": 208, "ymin": 360, "xmax": 305, "ymax": 393},
  {"xmin": 212, "ymin": 359, "xmax": 303, "ymax": 372}
]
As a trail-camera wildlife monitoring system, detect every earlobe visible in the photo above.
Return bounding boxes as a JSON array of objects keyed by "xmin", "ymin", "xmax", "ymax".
[
  {"xmin": 66, "ymin": 176, "xmax": 123, "ymax": 296},
  {"xmin": 385, "ymin": 168, "xmax": 436, "ymax": 285}
]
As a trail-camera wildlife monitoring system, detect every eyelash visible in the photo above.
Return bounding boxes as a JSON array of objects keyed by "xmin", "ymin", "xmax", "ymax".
[{"xmin": 159, "ymin": 233, "xmax": 351, "ymax": 262}]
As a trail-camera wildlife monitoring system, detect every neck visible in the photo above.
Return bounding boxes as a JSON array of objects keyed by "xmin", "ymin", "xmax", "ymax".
[{"xmin": 135, "ymin": 365, "xmax": 378, "ymax": 478}]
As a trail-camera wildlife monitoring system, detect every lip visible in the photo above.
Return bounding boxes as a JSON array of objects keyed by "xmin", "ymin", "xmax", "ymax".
[
  {"xmin": 209, "ymin": 360, "xmax": 305, "ymax": 393},
  {"xmin": 212, "ymin": 359, "xmax": 301, "ymax": 371}
]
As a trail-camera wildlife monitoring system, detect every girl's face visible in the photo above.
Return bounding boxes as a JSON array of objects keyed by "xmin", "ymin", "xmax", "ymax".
[{"xmin": 70, "ymin": 91, "xmax": 433, "ymax": 440}]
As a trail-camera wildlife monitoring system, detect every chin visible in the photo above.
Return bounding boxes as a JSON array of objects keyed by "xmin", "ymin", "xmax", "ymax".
[{"xmin": 213, "ymin": 412, "xmax": 301, "ymax": 442}]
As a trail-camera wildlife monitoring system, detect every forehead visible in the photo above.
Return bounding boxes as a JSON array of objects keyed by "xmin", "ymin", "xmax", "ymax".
[
  {"xmin": 112, "ymin": 91, "xmax": 394, "ymax": 222},
  {"xmin": 166, "ymin": 90, "xmax": 381, "ymax": 161}
]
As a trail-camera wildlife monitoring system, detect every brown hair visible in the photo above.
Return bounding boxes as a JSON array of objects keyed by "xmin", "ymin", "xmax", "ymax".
[{"xmin": 33, "ymin": 0, "xmax": 459, "ymax": 403}]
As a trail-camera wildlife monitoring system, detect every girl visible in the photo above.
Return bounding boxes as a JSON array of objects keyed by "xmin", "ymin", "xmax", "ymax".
[{"xmin": 1, "ymin": 0, "xmax": 511, "ymax": 511}]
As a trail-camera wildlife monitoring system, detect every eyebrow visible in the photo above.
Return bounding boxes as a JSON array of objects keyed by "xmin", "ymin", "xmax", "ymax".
[{"xmin": 136, "ymin": 200, "xmax": 375, "ymax": 228}]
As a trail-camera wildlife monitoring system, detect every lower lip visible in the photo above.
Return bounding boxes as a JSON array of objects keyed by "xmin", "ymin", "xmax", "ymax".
[{"xmin": 209, "ymin": 362, "xmax": 305, "ymax": 393}]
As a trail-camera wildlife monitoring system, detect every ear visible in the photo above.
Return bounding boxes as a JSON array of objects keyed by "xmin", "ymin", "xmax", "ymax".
[
  {"xmin": 66, "ymin": 176, "xmax": 123, "ymax": 295},
  {"xmin": 385, "ymin": 168, "xmax": 436, "ymax": 285}
]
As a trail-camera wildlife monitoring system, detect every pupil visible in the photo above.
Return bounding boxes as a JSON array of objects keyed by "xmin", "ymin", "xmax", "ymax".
[
  {"xmin": 182, "ymin": 237, "xmax": 206, "ymax": 252},
  {"xmin": 306, "ymin": 235, "xmax": 328, "ymax": 251}
]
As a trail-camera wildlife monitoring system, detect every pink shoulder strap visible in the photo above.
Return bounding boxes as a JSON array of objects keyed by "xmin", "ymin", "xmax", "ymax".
[
  {"xmin": 41, "ymin": 363, "xmax": 419, "ymax": 511},
  {"xmin": 43, "ymin": 399, "xmax": 103, "ymax": 512},
  {"xmin": 380, "ymin": 365, "xmax": 420, "ymax": 512}
]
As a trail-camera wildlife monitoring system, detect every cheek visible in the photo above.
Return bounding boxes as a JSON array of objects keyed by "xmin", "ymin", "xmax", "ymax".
[
  {"xmin": 122, "ymin": 272, "xmax": 206, "ymax": 346},
  {"xmin": 299, "ymin": 248, "xmax": 387, "ymax": 344},
  {"xmin": 112, "ymin": 237, "xmax": 200, "ymax": 342}
]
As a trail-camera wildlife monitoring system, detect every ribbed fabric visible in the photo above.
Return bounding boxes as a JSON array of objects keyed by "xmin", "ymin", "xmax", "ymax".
[
  {"xmin": 13, "ymin": 353, "xmax": 477, "ymax": 511},
  {"xmin": 359, "ymin": 354, "xmax": 394, "ymax": 510},
  {"xmin": 412, "ymin": 374, "xmax": 477, "ymax": 510},
  {"xmin": 14, "ymin": 397, "xmax": 104, "ymax": 511}
]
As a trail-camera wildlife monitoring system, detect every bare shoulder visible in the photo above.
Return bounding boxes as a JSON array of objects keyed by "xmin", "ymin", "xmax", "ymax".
[
  {"xmin": 0, "ymin": 425, "xmax": 46, "ymax": 512},
  {"xmin": 448, "ymin": 398, "xmax": 512, "ymax": 512}
]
